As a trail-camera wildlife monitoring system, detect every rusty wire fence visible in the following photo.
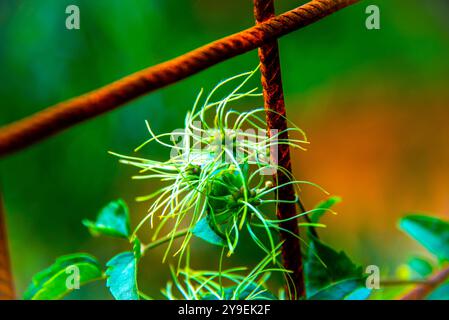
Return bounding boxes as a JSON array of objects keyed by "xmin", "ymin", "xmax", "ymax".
[{"xmin": 0, "ymin": 0, "xmax": 361, "ymax": 300}]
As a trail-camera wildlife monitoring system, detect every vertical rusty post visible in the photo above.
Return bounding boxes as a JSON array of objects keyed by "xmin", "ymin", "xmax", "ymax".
[
  {"xmin": 0, "ymin": 190, "xmax": 15, "ymax": 300},
  {"xmin": 254, "ymin": 0, "xmax": 306, "ymax": 299}
]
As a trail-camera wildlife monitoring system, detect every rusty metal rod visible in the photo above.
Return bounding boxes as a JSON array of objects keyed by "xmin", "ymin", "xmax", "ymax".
[
  {"xmin": 0, "ymin": 0, "xmax": 360, "ymax": 157},
  {"xmin": 254, "ymin": 0, "xmax": 305, "ymax": 299}
]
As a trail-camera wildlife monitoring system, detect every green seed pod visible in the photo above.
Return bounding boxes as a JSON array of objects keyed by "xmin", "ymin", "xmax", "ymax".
[
  {"xmin": 205, "ymin": 162, "xmax": 263, "ymax": 240},
  {"xmin": 183, "ymin": 164, "xmax": 201, "ymax": 181}
]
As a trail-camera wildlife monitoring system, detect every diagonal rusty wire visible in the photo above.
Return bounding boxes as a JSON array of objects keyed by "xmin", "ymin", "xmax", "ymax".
[
  {"xmin": 254, "ymin": 0, "xmax": 305, "ymax": 299},
  {"xmin": 0, "ymin": 0, "xmax": 360, "ymax": 157}
]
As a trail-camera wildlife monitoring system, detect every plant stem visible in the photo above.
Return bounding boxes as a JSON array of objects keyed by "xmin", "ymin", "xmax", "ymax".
[
  {"xmin": 298, "ymin": 199, "xmax": 319, "ymax": 238},
  {"xmin": 0, "ymin": 190, "xmax": 15, "ymax": 300},
  {"xmin": 141, "ymin": 229, "xmax": 189, "ymax": 255},
  {"xmin": 254, "ymin": 0, "xmax": 306, "ymax": 299},
  {"xmin": 399, "ymin": 266, "xmax": 449, "ymax": 300}
]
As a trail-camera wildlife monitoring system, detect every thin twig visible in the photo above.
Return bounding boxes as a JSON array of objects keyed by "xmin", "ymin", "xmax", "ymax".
[
  {"xmin": 0, "ymin": 0, "xmax": 360, "ymax": 157},
  {"xmin": 254, "ymin": 0, "xmax": 306, "ymax": 299},
  {"xmin": 0, "ymin": 189, "xmax": 15, "ymax": 300},
  {"xmin": 399, "ymin": 266, "xmax": 449, "ymax": 300}
]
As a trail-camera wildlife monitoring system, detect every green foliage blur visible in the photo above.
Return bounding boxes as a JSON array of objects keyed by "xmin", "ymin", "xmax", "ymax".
[{"xmin": 0, "ymin": 0, "xmax": 448, "ymax": 299}]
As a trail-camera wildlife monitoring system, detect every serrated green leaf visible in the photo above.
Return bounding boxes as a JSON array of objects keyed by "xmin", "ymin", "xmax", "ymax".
[
  {"xmin": 83, "ymin": 199, "xmax": 131, "ymax": 239},
  {"xmin": 310, "ymin": 196, "xmax": 341, "ymax": 223},
  {"xmin": 106, "ymin": 251, "xmax": 139, "ymax": 300},
  {"xmin": 309, "ymin": 278, "xmax": 369, "ymax": 300},
  {"xmin": 24, "ymin": 253, "xmax": 103, "ymax": 300},
  {"xmin": 193, "ymin": 217, "xmax": 226, "ymax": 246},
  {"xmin": 399, "ymin": 215, "xmax": 449, "ymax": 261},
  {"xmin": 408, "ymin": 256, "xmax": 434, "ymax": 278},
  {"xmin": 305, "ymin": 237, "xmax": 363, "ymax": 297},
  {"xmin": 427, "ymin": 283, "xmax": 449, "ymax": 300}
]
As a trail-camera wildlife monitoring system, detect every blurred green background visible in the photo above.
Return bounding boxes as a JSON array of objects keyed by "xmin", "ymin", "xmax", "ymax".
[{"xmin": 0, "ymin": 0, "xmax": 448, "ymax": 299}]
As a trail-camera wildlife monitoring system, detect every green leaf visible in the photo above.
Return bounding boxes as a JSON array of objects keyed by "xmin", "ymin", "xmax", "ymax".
[
  {"xmin": 24, "ymin": 253, "xmax": 103, "ymax": 300},
  {"xmin": 310, "ymin": 196, "xmax": 341, "ymax": 223},
  {"xmin": 83, "ymin": 199, "xmax": 131, "ymax": 239},
  {"xmin": 344, "ymin": 287, "xmax": 372, "ymax": 300},
  {"xmin": 193, "ymin": 217, "xmax": 226, "ymax": 246},
  {"xmin": 427, "ymin": 283, "xmax": 449, "ymax": 300},
  {"xmin": 305, "ymin": 237, "xmax": 363, "ymax": 296},
  {"xmin": 408, "ymin": 256, "xmax": 434, "ymax": 278},
  {"xmin": 399, "ymin": 215, "xmax": 449, "ymax": 261},
  {"xmin": 106, "ymin": 249, "xmax": 139, "ymax": 300},
  {"xmin": 309, "ymin": 278, "xmax": 370, "ymax": 300}
]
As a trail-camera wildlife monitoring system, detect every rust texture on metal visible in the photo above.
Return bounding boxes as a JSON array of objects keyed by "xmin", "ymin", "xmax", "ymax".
[
  {"xmin": 0, "ymin": 0, "xmax": 360, "ymax": 157},
  {"xmin": 254, "ymin": 0, "xmax": 305, "ymax": 299}
]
